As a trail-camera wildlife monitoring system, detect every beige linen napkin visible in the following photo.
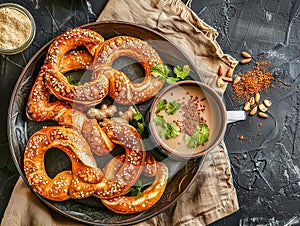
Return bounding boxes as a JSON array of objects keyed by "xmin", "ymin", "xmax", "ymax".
[{"xmin": 2, "ymin": 0, "xmax": 239, "ymax": 225}]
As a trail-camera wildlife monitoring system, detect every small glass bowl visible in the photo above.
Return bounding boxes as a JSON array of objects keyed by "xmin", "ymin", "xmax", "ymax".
[{"xmin": 0, "ymin": 3, "xmax": 36, "ymax": 55}]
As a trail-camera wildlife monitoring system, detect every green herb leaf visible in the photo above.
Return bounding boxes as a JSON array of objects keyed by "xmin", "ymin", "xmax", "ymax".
[
  {"xmin": 185, "ymin": 122, "xmax": 209, "ymax": 148},
  {"xmin": 125, "ymin": 180, "xmax": 143, "ymax": 198},
  {"xmin": 150, "ymin": 64, "xmax": 170, "ymax": 80},
  {"xmin": 133, "ymin": 110, "xmax": 143, "ymax": 121},
  {"xmin": 137, "ymin": 122, "xmax": 145, "ymax": 134},
  {"xmin": 133, "ymin": 105, "xmax": 147, "ymax": 135},
  {"xmin": 154, "ymin": 114, "xmax": 180, "ymax": 140},
  {"xmin": 166, "ymin": 101, "xmax": 181, "ymax": 115},
  {"xmin": 169, "ymin": 123, "xmax": 180, "ymax": 138},
  {"xmin": 173, "ymin": 65, "xmax": 190, "ymax": 80},
  {"xmin": 166, "ymin": 76, "xmax": 180, "ymax": 84},
  {"xmin": 66, "ymin": 74, "xmax": 81, "ymax": 86},
  {"xmin": 153, "ymin": 114, "xmax": 167, "ymax": 127},
  {"xmin": 156, "ymin": 99, "xmax": 167, "ymax": 113}
]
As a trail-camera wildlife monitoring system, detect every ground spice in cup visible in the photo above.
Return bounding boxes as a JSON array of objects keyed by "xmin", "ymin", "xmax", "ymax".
[
  {"xmin": 0, "ymin": 6, "xmax": 32, "ymax": 49},
  {"xmin": 176, "ymin": 95, "xmax": 207, "ymax": 135}
]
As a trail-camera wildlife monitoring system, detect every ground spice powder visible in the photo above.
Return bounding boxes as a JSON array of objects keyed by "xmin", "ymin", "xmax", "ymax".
[
  {"xmin": 232, "ymin": 61, "xmax": 275, "ymax": 101},
  {"xmin": 0, "ymin": 7, "xmax": 32, "ymax": 49}
]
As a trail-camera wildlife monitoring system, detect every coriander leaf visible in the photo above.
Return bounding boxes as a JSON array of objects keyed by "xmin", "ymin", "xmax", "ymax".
[
  {"xmin": 133, "ymin": 105, "xmax": 147, "ymax": 135},
  {"xmin": 66, "ymin": 74, "xmax": 81, "ymax": 86},
  {"xmin": 134, "ymin": 110, "xmax": 143, "ymax": 121},
  {"xmin": 150, "ymin": 64, "xmax": 170, "ymax": 80},
  {"xmin": 185, "ymin": 134, "xmax": 197, "ymax": 148},
  {"xmin": 169, "ymin": 123, "xmax": 180, "ymax": 138},
  {"xmin": 166, "ymin": 101, "xmax": 181, "ymax": 115},
  {"xmin": 137, "ymin": 122, "xmax": 145, "ymax": 134},
  {"xmin": 166, "ymin": 76, "xmax": 180, "ymax": 84},
  {"xmin": 159, "ymin": 128, "xmax": 167, "ymax": 139},
  {"xmin": 153, "ymin": 114, "xmax": 167, "ymax": 127},
  {"xmin": 156, "ymin": 99, "xmax": 167, "ymax": 113},
  {"xmin": 125, "ymin": 180, "xmax": 143, "ymax": 198},
  {"xmin": 173, "ymin": 65, "xmax": 190, "ymax": 80},
  {"xmin": 133, "ymin": 105, "xmax": 143, "ymax": 121},
  {"xmin": 184, "ymin": 122, "xmax": 209, "ymax": 148}
]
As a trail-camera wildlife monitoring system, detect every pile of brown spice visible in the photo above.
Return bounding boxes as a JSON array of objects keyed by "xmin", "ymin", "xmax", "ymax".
[
  {"xmin": 232, "ymin": 60, "xmax": 275, "ymax": 102},
  {"xmin": 175, "ymin": 96, "xmax": 207, "ymax": 135}
]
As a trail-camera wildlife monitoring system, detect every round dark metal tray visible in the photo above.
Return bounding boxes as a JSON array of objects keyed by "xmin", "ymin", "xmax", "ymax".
[{"xmin": 7, "ymin": 21, "xmax": 205, "ymax": 225}]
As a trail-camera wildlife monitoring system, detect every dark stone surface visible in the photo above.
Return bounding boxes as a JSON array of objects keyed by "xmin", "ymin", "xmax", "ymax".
[{"xmin": 0, "ymin": 0, "xmax": 299, "ymax": 225}]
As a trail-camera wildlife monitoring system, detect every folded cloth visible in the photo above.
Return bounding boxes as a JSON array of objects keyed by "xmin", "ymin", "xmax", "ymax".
[{"xmin": 1, "ymin": 0, "xmax": 239, "ymax": 225}]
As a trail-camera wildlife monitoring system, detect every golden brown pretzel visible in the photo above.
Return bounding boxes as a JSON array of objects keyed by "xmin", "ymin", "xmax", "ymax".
[
  {"xmin": 24, "ymin": 126, "xmax": 104, "ymax": 201},
  {"xmin": 24, "ymin": 125, "xmax": 147, "ymax": 201},
  {"xmin": 93, "ymin": 36, "xmax": 165, "ymax": 105},
  {"xmin": 59, "ymin": 49, "xmax": 93, "ymax": 74},
  {"xmin": 101, "ymin": 153, "xmax": 168, "ymax": 214},
  {"xmin": 93, "ymin": 123, "xmax": 146, "ymax": 199},
  {"xmin": 26, "ymin": 30, "xmax": 115, "ymax": 156},
  {"xmin": 43, "ymin": 28, "xmax": 109, "ymax": 106}
]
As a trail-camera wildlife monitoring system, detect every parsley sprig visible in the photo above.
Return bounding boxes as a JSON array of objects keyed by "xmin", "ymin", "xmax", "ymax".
[
  {"xmin": 66, "ymin": 74, "xmax": 81, "ymax": 86},
  {"xmin": 155, "ymin": 99, "xmax": 181, "ymax": 115},
  {"xmin": 154, "ymin": 115, "xmax": 180, "ymax": 140},
  {"xmin": 151, "ymin": 64, "xmax": 190, "ymax": 84},
  {"xmin": 185, "ymin": 122, "xmax": 209, "ymax": 148},
  {"xmin": 125, "ymin": 180, "xmax": 143, "ymax": 198},
  {"xmin": 133, "ymin": 105, "xmax": 147, "ymax": 135}
]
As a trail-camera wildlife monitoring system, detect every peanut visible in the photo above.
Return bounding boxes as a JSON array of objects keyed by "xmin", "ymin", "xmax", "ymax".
[
  {"xmin": 217, "ymin": 77, "xmax": 225, "ymax": 88},
  {"xmin": 249, "ymin": 106, "xmax": 258, "ymax": 116},
  {"xmin": 241, "ymin": 51, "xmax": 252, "ymax": 59},
  {"xmin": 255, "ymin": 93, "xmax": 260, "ymax": 103},
  {"xmin": 218, "ymin": 65, "xmax": 224, "ymax": 76},
  {"xmin": 249, "ymin": 97, "xmax": 255, "ymax": 105},
  {"xmin": 263, "ymin": 99, "xmax": 272, "ymax": 107},
  {"xmin": 244, "ymin": 102, "xmax": 251, "ymax": 111},
  {"xmin": 258, "ymin": 103, "xmax": 268, "ymax": 112},
  {"xmin": 226, "ymin": 68, "xmax": 234, "ymax": 78},
  {"xmin": 240, "ymin": 58, "xmax": 252, "ymax": 64},
  {"xmin": 258, "ymin": 112, "xmax": 268, "ymax": 118},
  {"xmin": 222, "ymin": 77, "xmax": 233, "ymax": 82},
  {"xmin": 233, "ymin": 76, "xmax": 241, "ymax": 84}
]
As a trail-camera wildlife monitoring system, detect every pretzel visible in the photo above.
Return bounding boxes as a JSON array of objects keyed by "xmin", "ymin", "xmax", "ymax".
[
  {"xmin": 43, "ymin": 28, "xmax": 109, "ymax": 106},
  {"xmin": 23, "ymin": 126, "xmax": 104, "ymax": 201},
  {"xmin": 24, "ymin": 124, "xmax": 146, "ymax": 201},
  {"xmin": 93, "ymin": 123, "xmax": 146, "ymax": 199},
  {"xmin": 93, "ymin": 36, "xmax": 165, "ymax": 105},
  {"xmin": 101, "ymin": 153, "xmax": 168, "ymax": 214}
]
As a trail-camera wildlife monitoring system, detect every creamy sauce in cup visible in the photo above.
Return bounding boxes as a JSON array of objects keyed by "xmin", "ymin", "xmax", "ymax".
[{"xmin": 151, "ymin": 84, "xmax": 213, "ymax": 157}]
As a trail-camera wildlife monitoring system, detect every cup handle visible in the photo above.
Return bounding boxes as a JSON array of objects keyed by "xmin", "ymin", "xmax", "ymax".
[{"xmin": 226, "ymin": 111, "xmax": 246, "ymax": 124}]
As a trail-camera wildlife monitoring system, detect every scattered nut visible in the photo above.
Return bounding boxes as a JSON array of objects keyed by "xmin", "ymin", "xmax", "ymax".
[
  {"xmin": 263, "ymin": 99, "xmax": 272, "ymax": 107},
  {"xmin": 258, "ymin": 103, "xmax": 268, "ymax": 112},
  {"xmin": 239, "ymin": 135, "xmax": 246, "ymax": 140},
  {"xmin": 249, "ymin": 106, "xmax": 258, "ymax": 116},
  {"xmin": 258, "ymin": 112, "xmax": 268, "ymax": 118},
  {"xmin": 226, "ymin": 68, "xmax": 234, "ymax": 78},
  {"xmin": 249, "ymin": 97, "xmax": 255, "ymax": 105},
  {"xmin": 217, "ymin": 77, "xmax": 225, "ymax": 88},
  {"xmin": 222, "ymin": 77, "xmax": 233, "ymax": 82},
  {"xmin": 244, "ymin": 102, "xmax": 251, "ymax": 111},
  {"xmin": 240, "ymin": 58, "xmax": 252, "ymax": 64},
  {"xmin": 241, "ymin": 51, "xmax": 252, "ymax": 59},
  {"xmin": 255, "ymin": 92, "xmax": 260, "ymax": 103},
  {"xmin": 218, "ymin": 65, "xmax": 224, "ymax": 76},
  {"xmin": 233, "ymin": 76, "xmax": 241, "ymax": 84}
]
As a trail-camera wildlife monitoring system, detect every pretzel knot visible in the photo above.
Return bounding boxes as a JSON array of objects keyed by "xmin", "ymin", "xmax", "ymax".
[
  {"xmin": 43, "ymin": 28, "xmax": 109, "ymax": 106},
  {"xmin": 101, "ymin": 153, "xmax": 168, "ymax": 214},
  {"xmin": 93, "ymin": 36, "xmax": 165, "ymax": 105},
  {"xmin": 24, "ymin": 125, "xmax": 146, "ymax": 201}
]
